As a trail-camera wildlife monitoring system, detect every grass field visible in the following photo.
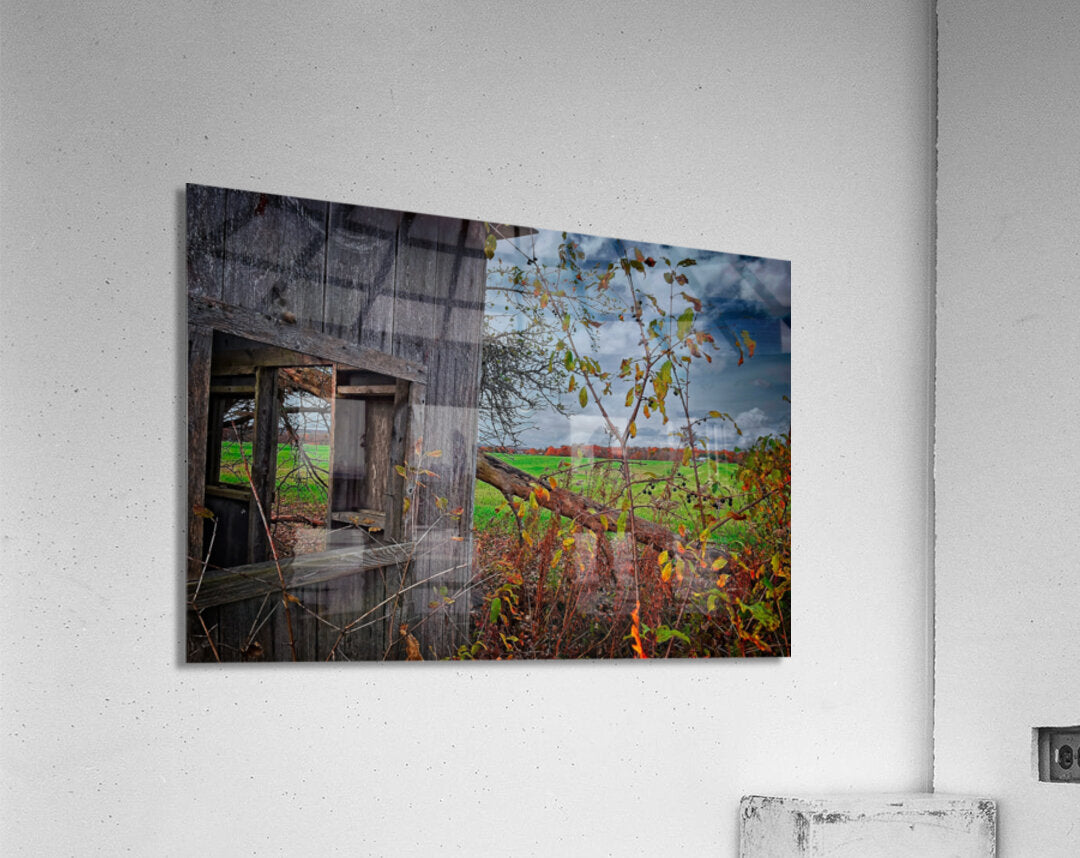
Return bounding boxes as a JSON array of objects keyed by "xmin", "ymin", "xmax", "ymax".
[
  {"xmin": 218, "ymin": 443, "xmax": 743, "ymax": 541},
  {"xmin": 474, "ymin": 452, "xmax": 744, "ymax": 543},
  {"xmin": 219, "ymin": 441, "xmax": 330, "ymax": 505}
]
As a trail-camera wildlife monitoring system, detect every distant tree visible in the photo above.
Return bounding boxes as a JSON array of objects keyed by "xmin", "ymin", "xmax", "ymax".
[{"xmin": 478, "ymin": 317, "xmax": 567, "ymax": 447}]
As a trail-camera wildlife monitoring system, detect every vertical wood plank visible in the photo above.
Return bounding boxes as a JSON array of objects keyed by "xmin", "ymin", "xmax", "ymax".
[
  {"xmin": 421, "ymin": 217, "xmax": 487, "ymax": 658},
  {"xmin": 361, "ymin": 398, "xmax": 393, "ymax": 511},
  {"xmin": 387, "ymin": 214, "xmax": 442, "ymax": 657},
  {"xmin": 187, "ymin": 325, "xmax": 212, "ymax": 579},
  {"xmin": 386, "ymin": 379, "xmax": 411, "ymax": 540},
  {"xmin": 204, "ymin": 394, "xmax": 229, "ymax": 484},
  {"xmin": 223, "ymin": 191, "xmax": 329, "ymax": 328},
  {"xmin": 390, "ymin": 215, "xmax": 487, "ymax": 659},
  {"xmin": 323, "ymin": 369, "xmax": 380, "ymax": 660},
  {"xmin": 248, "ymin": 366, "xmax": 279, "ymax": 563},
  {"xmin": 324, "ymin": 203, "xmax": 401, "ymax": 346},
  {"xmin": 186, "ymin": 184, "xmax": 226, "ymax": 299}
]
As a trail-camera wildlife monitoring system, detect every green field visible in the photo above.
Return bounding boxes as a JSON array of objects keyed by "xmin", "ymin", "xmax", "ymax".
[
  {"xmin": 219, "ymin": 440, "xmax": 330, "ymax": 505},
  {"xmin": 218, "ymin": 443, "xmax": 742, "ymax": 539},
  {"xmin": 474, "ymin": 452, "xmax": 743, "ymax": 539}
]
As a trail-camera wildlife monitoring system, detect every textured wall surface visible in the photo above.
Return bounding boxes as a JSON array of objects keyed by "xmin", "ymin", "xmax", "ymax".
[
  {"xmin": 936, "ymin": 1, "xmax": 1080, "ymax": 854},
  {"xmin": 0, "ymin": 2, "xmax": 934, "ymax": 854}
]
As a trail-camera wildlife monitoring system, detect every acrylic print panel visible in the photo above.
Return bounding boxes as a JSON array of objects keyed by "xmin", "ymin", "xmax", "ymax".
[{"xmin": 185, "ymin": 184, "xmax": 791, "ymax": 662}]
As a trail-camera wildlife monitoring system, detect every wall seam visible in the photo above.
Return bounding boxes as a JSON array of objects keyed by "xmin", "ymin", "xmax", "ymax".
[{"xmin": 928, "ymin": 0, "xmax": 940, "ymax": 793}]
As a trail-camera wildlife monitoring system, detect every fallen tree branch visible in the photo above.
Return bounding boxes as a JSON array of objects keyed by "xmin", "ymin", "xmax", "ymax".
[{"xmin": 475, "ymin": 452, "xmax": 688, "ymax": 555}]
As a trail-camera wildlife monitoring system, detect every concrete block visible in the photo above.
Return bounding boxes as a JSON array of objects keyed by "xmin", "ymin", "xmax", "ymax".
[{"xmin": 740, "ymin": 794, "xmax": 996, "ymax": 857}]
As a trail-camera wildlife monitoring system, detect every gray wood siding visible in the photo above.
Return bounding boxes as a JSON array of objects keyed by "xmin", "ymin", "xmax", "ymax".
[{"xmin": 186, "ymin": 184, "xmax": 488, "ymax": 661}]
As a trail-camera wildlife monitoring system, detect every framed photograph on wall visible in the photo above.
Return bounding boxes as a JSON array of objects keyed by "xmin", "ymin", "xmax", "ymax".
[{"xmin": 186, "ymin": 184, "xmax": 790, "ymax": 661}]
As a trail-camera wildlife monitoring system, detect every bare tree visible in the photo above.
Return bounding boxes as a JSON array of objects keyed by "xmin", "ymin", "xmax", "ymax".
[{"xmin": 477, "ymin": 317, "xmax": 567, "ymax": 447}]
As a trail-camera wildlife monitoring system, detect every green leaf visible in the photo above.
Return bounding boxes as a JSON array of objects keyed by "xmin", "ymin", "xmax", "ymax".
[
  {"xmin": 564, "ymin": 349, "xmax": 574, "ymax": 371},
  {"xmin": 676, "ymin": 307, "xmax": 694, "ymax": 340},
  {"xmin": 579, "ymin": 387, "xmax": 588, "ymax": 408},
  {"xmin": 616, "ymin": 510, "xmax": 628, "ymax": 535},
  {"xmin": 654, "ymin": 626, "xmax": 691, "ymax": 645},
  {"xmin": 489, "ymin": 597, "xmax": 502, "ymax": 624},
  {"xmin": 484, "ymin": 233, "xmax": 497, "ymax": 260},
  {"xmin": 745, "ymin": 600, "xmax": 779, "ymax": 630}
]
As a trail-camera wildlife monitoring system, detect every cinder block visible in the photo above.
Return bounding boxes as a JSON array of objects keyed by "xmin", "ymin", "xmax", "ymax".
[{"xmin": 740, "ymin": 794, "xmax": 996, "ymax": 857}]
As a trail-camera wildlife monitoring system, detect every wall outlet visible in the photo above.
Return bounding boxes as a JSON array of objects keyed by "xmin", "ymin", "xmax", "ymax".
[{"xmin": 1036, "ymin": 726, "xmax": 1080, "ymax": 783}]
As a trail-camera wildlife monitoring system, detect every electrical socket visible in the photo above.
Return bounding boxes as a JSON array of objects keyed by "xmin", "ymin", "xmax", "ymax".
[{"xmin": 1036, "ymin": 726, "xmax": 1080, "ymax": 783}]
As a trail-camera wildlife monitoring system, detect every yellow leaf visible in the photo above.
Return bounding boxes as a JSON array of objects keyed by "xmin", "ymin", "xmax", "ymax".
[
  {"xmin": 661, "ymin": 562, "xmax": 673, "ymax": 581},
  {"xmin": 711, "ymin": 556, "xmax": 727, "ymax": 571},
  {"xmin": 426, "ymin": 449, "xmax": 443, "ymax": 458},
  {"xmin": 716, "ymin": 574, "xmax": 730, "ymax": 588},
  {"xmin": 522, "ymin": 532, "xmax": 533, "ymax": 547},
  {"xmin": 548, "ymin": 477, "xmax": 558, "ymax": 490},
  {"xmin": 657, "ymin": 550, "xmax": 669, "ymax": 565}
]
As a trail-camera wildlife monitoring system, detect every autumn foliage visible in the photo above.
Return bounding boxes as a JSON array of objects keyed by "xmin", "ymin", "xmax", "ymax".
[{"xmin": 457, "ymin": 231, "xmax": 790, "ymax": 659}]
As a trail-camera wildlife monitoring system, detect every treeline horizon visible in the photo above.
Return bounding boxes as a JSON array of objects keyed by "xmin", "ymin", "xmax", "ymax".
[{"xmin": 478, "ymin": 443, "xmax": 748, "ymax": 464}]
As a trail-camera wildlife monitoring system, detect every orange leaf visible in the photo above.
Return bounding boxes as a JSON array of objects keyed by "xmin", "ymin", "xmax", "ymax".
[{"xmin": 629, "ymin": 602, "xmax": 647, "ymax": 659}]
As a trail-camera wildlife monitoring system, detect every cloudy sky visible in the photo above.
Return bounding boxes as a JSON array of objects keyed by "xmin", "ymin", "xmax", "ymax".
[{"xmin": 483, "ymin": 226, "xmax": 790, "ymax": 451}]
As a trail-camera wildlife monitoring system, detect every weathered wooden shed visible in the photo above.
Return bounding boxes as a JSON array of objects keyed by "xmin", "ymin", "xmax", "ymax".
[{"xmin": 186, "ymin": 184, "xmax": 511, "ymax": 661}]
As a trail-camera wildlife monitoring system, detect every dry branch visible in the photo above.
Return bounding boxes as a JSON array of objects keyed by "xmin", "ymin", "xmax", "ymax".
[{"xmin": 475, "ymin": 452, "xmax": 686, "ymax": 555}]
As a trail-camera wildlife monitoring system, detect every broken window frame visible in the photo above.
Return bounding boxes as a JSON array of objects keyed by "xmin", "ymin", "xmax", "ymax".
[{"xmin": 186, "ymin": 294, "xmax": 426, "ymax": 611}]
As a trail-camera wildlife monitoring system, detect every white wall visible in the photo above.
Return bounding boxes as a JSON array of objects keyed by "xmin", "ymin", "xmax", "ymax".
[
  {"xmin": 935, "ymin": 1, "xmax": 1080, "ymax": 854},
  {"xmin": 0, "ymin": 3, "xmax": 934, "ymax": 854}
]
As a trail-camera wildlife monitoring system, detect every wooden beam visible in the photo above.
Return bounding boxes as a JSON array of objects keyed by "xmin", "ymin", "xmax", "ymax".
[
  {"xmin": 206, "ymin": 483, "xmax": 250, "ymax": 502},
  {"xmin": 330, "ymin": 509, "xmax": 386, "ymax": 529},
  {"xmin": 211, "ymin": 346, "xmax": 326, "ymax": 375},
  {"xmin": 248, "ymin": 366, "xmax": 278, "ymax": 563},
  {"xmin": 188, "ymin": 542, "xmax": 414, "ymax": 609},
  {"xmin": 210, "ymin": 384, "xmax": 256, "ymax": 395},
  {"xmin": 190, "ymin": 294, "xmax": 426, "ymax": 383},
  {"xmin": 386, "ymin": 379, "xmax": 411, "ymax": 539},
  {"xmin": 336, "ymin": 384, "xmax": 397, "ymax": 397},
  {"xmin": 187, "ymin": 325, "xmax": 213, "ymax": 575}
]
